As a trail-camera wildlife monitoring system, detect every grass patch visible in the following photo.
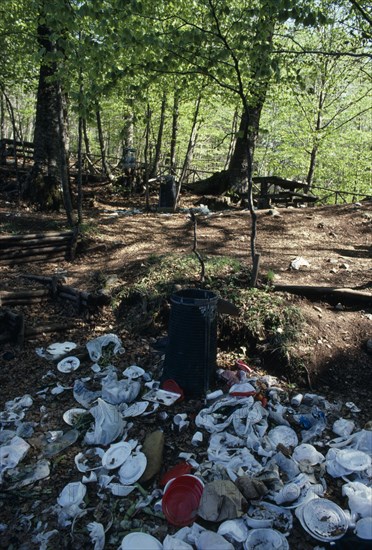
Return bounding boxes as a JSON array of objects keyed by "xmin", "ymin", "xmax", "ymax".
[{"xmin": 114, "ymin": 253, "xmax": 303, "ymax": 371}]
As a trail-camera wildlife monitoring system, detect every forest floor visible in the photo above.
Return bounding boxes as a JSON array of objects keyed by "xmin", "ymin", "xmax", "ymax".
[{"xmin": 0, "ymin": 177, "xmax": 371, "ymax": 549}]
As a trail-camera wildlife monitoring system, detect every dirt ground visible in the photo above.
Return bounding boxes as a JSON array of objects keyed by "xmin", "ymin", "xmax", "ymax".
[
  {"xmin": 0, "ymin": 182, "xmax": 371, "ymax": 549},
  {"xmin": 1, "ymin": 188, "xmax": 370, "ymax": 396}
]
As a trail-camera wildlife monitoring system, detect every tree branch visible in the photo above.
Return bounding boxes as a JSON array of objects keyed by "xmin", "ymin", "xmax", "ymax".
[
  {"xmin": 273, "ymin": 48, "xmax": 372, "ymax": 59},
  {"xmin": 349, "ymin": 0, "xmax": 372, "ymax": 27}
]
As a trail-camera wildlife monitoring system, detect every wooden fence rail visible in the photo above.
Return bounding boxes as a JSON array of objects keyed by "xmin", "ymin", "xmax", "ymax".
[
  {"xmin": 0, "ymin": 138, "xmax": 34, "ymax": 164},
  {"xmin": 0, "ymin": 229, "xmax": 79, "ymax": 265}
]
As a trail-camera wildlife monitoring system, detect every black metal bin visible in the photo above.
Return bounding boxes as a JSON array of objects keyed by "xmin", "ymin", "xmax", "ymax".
[{"xmin": 162, "ymin": 288, "xmax": 218, "ymax": 397}]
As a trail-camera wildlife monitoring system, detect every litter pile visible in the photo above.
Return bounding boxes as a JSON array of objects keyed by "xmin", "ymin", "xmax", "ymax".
[{"xmin": 0, "ymin": 333, "xmax": 371, "ymax": 549}]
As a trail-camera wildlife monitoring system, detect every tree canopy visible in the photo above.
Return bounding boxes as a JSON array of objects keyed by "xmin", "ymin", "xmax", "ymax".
[{"xmin": 0, "ymin": 0, "xmax": 370, "ymax": 210}]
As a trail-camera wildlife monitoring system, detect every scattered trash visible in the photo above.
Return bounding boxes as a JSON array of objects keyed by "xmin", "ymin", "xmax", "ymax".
[
  {"xmin": 62, "ymin": 407, "xmax": 89, "ymax": 426},
  {"xmin": 118, "ymin": 451, "xmax": 147, "ymax": 484},
  {"xmin": 0, "ymin": 436, "xmax": 30, "ymax": 482},
  {"xmin": 75, "ymin": 447, "xmax": 105, "ymax": 472},
  {"xmin": 346, "ymin": 401, "xmax": 362, "ymax": 413},
  {"xmin": 244, "ymin": 528, "xmax": 289, "ymax": 549},
  {"xmin": 57, "ymin": 356, "xmax": 80, "ymax": 373},
  {"xmin": 7, "ymin": 458, "xmax": 50, "ymax": 489},
  {"xmin": 197, "ymin": 530, "xmax": 234, "ymax": 549},
  {"xmin": 101, "ymin": 370, "xmax": 141, "ymax": 405},
  {"xmin": 1, "ymin": 331, "xmax": 371, "ymax": 547},
  {"xmin": 160, "ymin": 461, "xmax": 193, "ymax": 488},
  {"xmin": 191, "ymin": 431, "xmax": 203, "ymax": 446},
  {"xmin": 333, "ymin": 418, "xmax": 355, "ymax": 437},
  {"xmin": 101, "ymin": 441, "xmax": 132, "ymax": 469},
  {"xmin": 290, "ymin": 256, "xmax": 311, "ymax": 270},
  {"xmin": 198, "ymin": 480, "xmax": 247, "ymax": 522},
  {"xmin": 43, "ymin": 429, "xmax": 79, "ymax": 457},
  {"xmin": 36, "ymin": 341, "xmax": 77, "ymax": 360},
  {"xmin": 56, "ymin": 481, "xmax": 86, "ymax": 524},
  {"xmin": 295, "ymin": 498, "xmax": 349, "ymax": 542},
  {"xmin": 217, "ymin": 518, "xmax": 249, "ymax": 544},
  {"xmin": 245, "ymin": 501, "xmax": 293, "ymax": 532},
  {"xmin": 143, "ymin": 388, "xmax": 182, "ymax": 406},
  {"xmin": 87, "ymin": 521, "xmax": 105, "ymax": 550},
  {"xmin": 84, "ymin": 398, "xmax": 125, "ymax": 445},
  {"xmin": 291, "ymin": 393, "xmax": 303, "ymax": 407},
  {"xmin": 162, "ymin": 379, "xmax": 185, "ymax": 400},
  {"xmin": 140, "ymin": 430, "xmax": 165, "ymax": 483},
  {"xmin": 355, "ymin": 517, "xmax": 372, "ymax": 540},
  {"xmin": 120, "ymin": 532, "xmax": 162, "ymax": 549},
  {"xmin": 121, "ymin": 401, "xmax": 149, "ymax": 417},
  {"xmin": 86, "ymin": 333, "xmax": 124, "ymax": 362},
  {"xmin": 268, "ymin": 425, "xmax": 298, "ymax": 449},
  {"xmin": 73, "ymin": 379, "xmax": 101, "ymax": 408},
  {"xmin": 122, "ymin": 365, "xmax": 145, "ymax": 379},
  {"xmin": 206, "ymin": 389, "xmax": 224, "ymax": 400}
]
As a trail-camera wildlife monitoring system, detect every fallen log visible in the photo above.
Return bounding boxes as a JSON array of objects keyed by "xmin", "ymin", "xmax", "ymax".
[
  {"xmin": 58, "ymin": 284, "xmax": 80, "ymax": 297},
  {"xmin": 0, "ymin": 289, "xmax": 50, "ymax": 302},
  {"xmin": 24, "ymin": 322, "xmax": 76, "ymax": 337},
  {"xmin": 0, "ymin": 244, "xmax": 68, "ymax": 261},
  {"xmin": 0, "ymin": 253, "xmax": 66, "ymax": 265},
  {"xmin": 58, "ymin": 291, "xmax": 80, "ymax": 302},
  {"xmin": 0, "ymin": 230, "xmax": 72, "ymax": 243},
  {"xmin": 0, "ymin": 236, "xmax": 71, "ymax": 250},
  {"xmin": 1, "ymin": 299, "xmax": 46, "ymax": 306},
  {"xmin": 273, "ymin": 284, "xmax": 372, "ymax": 306},
  {"xmin": 0, "ymin": 230, "xmax": 78, "ymax": 265}
]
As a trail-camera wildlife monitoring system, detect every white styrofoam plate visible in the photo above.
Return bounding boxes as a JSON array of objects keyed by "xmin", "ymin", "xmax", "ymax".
[
  {"xmin": 118, "ymin": 452, "xmax": 147, "ymax": 485},
  {"xmin": 101, "ymin": 442, "xmax": 132, "ymax": 470},
  {"xmin": 120, "ymin": 532, "xmax": 162, "ymax": 549}
]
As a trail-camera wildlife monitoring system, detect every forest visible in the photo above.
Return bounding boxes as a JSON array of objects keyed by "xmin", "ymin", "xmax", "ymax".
[{"xmin": 0, "ymin": 0, "xmax": 371, "ymax": 222}]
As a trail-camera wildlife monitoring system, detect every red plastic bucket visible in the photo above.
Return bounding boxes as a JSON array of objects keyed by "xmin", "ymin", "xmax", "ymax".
[{"xmin": 162, "ymin": 475, "xmax": 204, "ymax": 526}]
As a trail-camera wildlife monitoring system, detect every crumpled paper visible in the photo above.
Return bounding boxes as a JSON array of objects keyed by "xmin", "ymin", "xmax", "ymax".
[{"xmin": 197, "ymin": 480, "xmax": 247, "ymax": 522}]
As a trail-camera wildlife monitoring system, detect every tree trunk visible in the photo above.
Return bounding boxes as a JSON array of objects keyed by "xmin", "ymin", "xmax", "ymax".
[
  {"xmin": 224, "ymin": 107, "xmax": 239, "ymax": 170},
  {"xmin": 122, "ymin": 102, "xmax": 134, "ymax": 149},
  {"xmin": 0, "ymin": 93, "xmax": 4, "ymax": 140},
  {"xmin": 24, "ymin": 22, "xmax": 65, "ymax": 211},
  {"xmin": 58, "ymin": 86, "xmax": 74, "ymax": 226},
  {"xmin": 77, "ymin": 115, "xmax": 83, "ymax": 224},
  {"xmin": 306, "ymin": 90, "xmax": 323, "ymax": 190},
  {"xmin": 144, "ymin": 103, "xmax": 151, "ymax": 210},
  {"xmin": 227, "ymin": 102, "xmax": 264, "ymax": 193},
  {"xmin": 169, "ymin": 90, "xmax": 179, "ymax": 175},
  {"xmin": 175, "ymin": 93, "xmax": 202, "ymax": 209},
  {"xmin": 96, "ymin": 106, "xmax": 112, "ymax": 180},
  {"xmin": 1, "ymin": 89, "xmax": 20, "ymax": 194},
  {"xmin": 150, "ymin": 92, "xmax": 167, "ymax": 178}
]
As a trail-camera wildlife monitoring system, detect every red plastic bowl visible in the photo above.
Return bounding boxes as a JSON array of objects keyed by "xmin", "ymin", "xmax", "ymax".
[
  {"xmin": 159, "ymin": 461, "xmax": 193, "ymax": 488},
  {"xmin": 162, "ymin": 475, "xmax": 204, "ymax": 526}
]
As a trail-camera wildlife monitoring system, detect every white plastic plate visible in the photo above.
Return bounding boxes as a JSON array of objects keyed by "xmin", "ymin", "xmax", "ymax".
[{"xmin": 301, "ymin": 498, "xmax": 348, "ymax": 541}]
